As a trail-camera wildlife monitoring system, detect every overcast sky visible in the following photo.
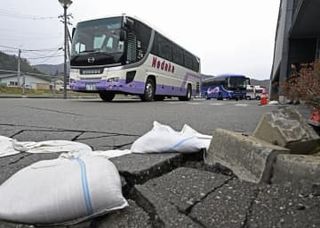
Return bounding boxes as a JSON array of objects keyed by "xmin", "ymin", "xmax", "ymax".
[{"xmin": 0, "ymin": 0, "xmax": 280, "ymax": 80}]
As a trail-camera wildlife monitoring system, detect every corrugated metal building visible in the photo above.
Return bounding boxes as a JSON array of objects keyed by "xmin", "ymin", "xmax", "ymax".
[{"xmin": 270, "ymin": 0, "xmax": 320, "ymax": 100}]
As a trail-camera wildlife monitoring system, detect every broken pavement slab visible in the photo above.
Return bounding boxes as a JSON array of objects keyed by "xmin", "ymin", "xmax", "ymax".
[
  {"xmin": 272, "ymin": 154, "xmax": 320, "ymax": 186},
  {"xmin": 189, "ymin": 179, "xmax": 259, "ymax": 228},
  {"xmin": 253, "ymin": 107, "xmax": 320, "ymax": 154},
  {"xmin": 205, "ymin": 128, "xmax": 289, "ymax": 183},
  {"xmin": 133, "ymin": 167, "xmax": 231, "ymax": 227},
  {"xmin": 110, "ymin": 153, "xmax": 184, "ymax": 185}
]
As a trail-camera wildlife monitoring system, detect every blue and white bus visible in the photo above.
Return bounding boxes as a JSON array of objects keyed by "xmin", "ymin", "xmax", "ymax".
[
  {"xmin": 70, "ymin": 15, "xmax": 201, "ymax": 102},
  {"xmin": 201, "ymin": 74, "xmax": 248, "ymax": 100}
]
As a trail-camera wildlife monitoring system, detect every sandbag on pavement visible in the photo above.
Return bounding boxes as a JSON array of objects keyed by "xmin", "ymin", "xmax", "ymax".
[
  {"xmin": 0, "ymin": 154, "xmax": 128, "ymax": 225},
  {"xmin": 131, "ymin": 121, "xmax": 212, "ymax": 153},
  {"xmin": 0, "ymin": 136, "xmax": 21, "ymax": 157},
  {"xmin": 91, "ymin": 149, "xmax": 132, "ymax": 158},
  {"xmin": 13, "ymin": 140, "xmax": 92, "ymax": 154}
]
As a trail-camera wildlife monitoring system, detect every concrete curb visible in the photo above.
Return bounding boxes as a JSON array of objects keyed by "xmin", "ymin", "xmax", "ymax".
[
  {"xmin": 205, "ymin": 128, "xmax": 289, "ymax": 183},
  {"xmin": 272, "ymin": 154, "xmax": 320, "ymax": 186}
]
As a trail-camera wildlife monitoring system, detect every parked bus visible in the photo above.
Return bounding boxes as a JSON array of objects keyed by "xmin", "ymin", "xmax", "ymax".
[
  {"xmin": 201, "ymin": 74, "xmax": 248, "ymax": 100},
  {"xmin": 69, "ymin": 15, "xmax": 201, "ymax": 102}
]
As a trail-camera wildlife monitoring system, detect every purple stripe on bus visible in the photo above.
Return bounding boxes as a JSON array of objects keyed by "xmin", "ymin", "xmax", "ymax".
[
  {"xmin": 70, "ymin": 80, "xmax": 195, "ymax": 97},
  {"xmin": 180, "ymin": 72, "xmax": 200, "ymax": 88}
]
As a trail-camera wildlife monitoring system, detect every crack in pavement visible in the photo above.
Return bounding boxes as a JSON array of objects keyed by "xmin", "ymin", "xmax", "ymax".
[
  {"xmin": 0, "ymin": 123, "xmax": 139, "ymax": 137},
  {"xmin": 71, "ymin": 131, "xmax": 85, "ymax": 141},
  {"xmin": 241, "ymin": 188, "xmax": 260, "ymax": 228},
  {"xmin": 130, "ymin": 187, "xmax": 165, "ymax": 228},
  {"xmin": 113, "ymin": 141, "xmax": 135, "ymax": 149},
  {"xmin": 8, "ymin": 153, "xmax": 32, "ymax": 166},
  {"xmin": 21, "ymin": 106, "xmax": 83, "ymax": 117},
  {"xmin": 9, "ymin": 130, "xmax": 24, "ymax": 138},
  {"xmin": 75, "ymin": 134, "xmax": 118, "ymax": 140},
  {"xmin": 186, "ymin": 176, "xmax": 235, "ymax": 215},
  {"xmin": 175, "ymin": 204, "xmax": 206, "ymax": 228}
]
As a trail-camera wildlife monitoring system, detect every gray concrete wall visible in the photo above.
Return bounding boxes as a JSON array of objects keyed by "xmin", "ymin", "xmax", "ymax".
[{"xmin": 271, "ymin": 0, "xmax": 289, "ymax": 81}]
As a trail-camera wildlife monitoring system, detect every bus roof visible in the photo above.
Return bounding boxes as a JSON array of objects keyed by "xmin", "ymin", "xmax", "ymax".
[{"xmin": 203, "ymin": 74, "xmax": 248, "ymax": 82}]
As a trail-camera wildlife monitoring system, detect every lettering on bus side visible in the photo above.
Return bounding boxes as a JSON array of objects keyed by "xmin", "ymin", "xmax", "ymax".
[{"xmin": 152, "ymin": 57, "xmax": 175, "ymax": 73}]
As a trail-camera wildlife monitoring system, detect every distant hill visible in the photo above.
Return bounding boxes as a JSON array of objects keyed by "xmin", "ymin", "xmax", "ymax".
[
  {"xmin": 201, "ymin": 74, "xmax": 215, "ymax": 80},
  {"xmin": 0, "ymin": 51, "xmax": 43, "ymax": 75},
  {"xmin": 33, "ymin": 63, "xmax": 64, "ymax": 76}
]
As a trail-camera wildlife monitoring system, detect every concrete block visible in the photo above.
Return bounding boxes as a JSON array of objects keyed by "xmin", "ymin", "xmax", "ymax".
[
  {"xmin": 253, "ymin": 108, "xmax": 320, "ymax": 154},
  {"xmin": 272, "ymin": 154, "xmax": 320, "ymax": 186},
  {"xmin": 205, "ymin": 128, "xmax": 289, "ymax": 183}
]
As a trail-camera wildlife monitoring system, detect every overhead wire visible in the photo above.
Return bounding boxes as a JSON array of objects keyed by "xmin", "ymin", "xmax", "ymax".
[{"xmin": 0, "ymin": 9, "xmax": 57, "ymax": 20}]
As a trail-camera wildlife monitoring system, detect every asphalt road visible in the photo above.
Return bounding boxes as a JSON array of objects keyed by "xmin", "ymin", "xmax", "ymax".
[
  {"xmin": 0, "ymin": 97, "xmax": 279, "ymax": 141},
  {"xmin": 1, "ymin": 97, "xmax": 319, "ymax": 228}
]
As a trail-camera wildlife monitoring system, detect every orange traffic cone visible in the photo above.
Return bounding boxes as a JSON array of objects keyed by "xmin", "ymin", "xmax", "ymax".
[
  {"xmin": 308, "ymin": 109, "xmax": 320, "ymax": 127},
  {"xmin": 260, "ymin": 93, "xmax": 268, "ymax": 106}
]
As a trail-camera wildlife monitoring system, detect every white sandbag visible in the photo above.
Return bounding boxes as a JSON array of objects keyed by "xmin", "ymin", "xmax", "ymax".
[
  {"xmin": 131, "ymin": 121, "xmax": 212, "ymax": 153},
  {"xmin": 91, "ymin": 149, "xmax": 132, "ymax": 158},
  {"xmin": 13, "ymin": 140, "xmax": 92, "ymax": 154},
  {"xmin": 0, "ymin": 136, "xmax": 21, "ymax": 158},
  {"xmin": 181, "ymin": 124, "xmax": 212, "ymax": 149},
  {"xmin": 0, "ymin": 154, "xmax": 128, "ymax": 225}
]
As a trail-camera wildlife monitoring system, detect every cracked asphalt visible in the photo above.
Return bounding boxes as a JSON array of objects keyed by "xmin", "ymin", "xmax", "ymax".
[{"xmin": 0, "ymin": 97, "xmax": 319, "ymax": 227}]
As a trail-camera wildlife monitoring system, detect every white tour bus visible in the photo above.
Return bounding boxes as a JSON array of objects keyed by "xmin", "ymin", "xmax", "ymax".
[{"xmin": 70, "ymin": 15, "xmax": 201, "ymax": 102}]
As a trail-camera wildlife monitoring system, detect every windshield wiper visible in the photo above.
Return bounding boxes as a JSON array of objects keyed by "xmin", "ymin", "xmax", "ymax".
[
  {"xmin": 79, "ymin": 49, "xmax": 100, "ymax": 54},
  {"xmin": 78, "ymin": 50, "xmax": 116, "ymax": 57}
]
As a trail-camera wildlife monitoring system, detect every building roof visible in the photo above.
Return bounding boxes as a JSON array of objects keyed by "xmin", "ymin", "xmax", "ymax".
[{"xmin": 0, "ymin": 72, "xmax": 51, "ymax": 82}]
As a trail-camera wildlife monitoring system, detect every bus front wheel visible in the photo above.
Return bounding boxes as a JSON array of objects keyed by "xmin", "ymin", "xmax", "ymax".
[
  {"xmin": 141, "ymin": 78, "xmax": 155, "ymax": 102},
  {"xmin": 99, "ymin": 92, "xmax": 115, "ymax": 102}
]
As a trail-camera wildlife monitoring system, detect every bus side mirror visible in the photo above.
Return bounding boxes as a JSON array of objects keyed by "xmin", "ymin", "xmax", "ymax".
[
  {"xmin": 72, "ymin": 28, "xmax": 76, "ymax": 39},
  {"xmin": 120, "ymin": 30, "xmax": 127, "ymax": 41}
]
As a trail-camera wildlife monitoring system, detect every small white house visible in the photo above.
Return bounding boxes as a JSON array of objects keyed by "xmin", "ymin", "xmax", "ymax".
[{"xmin": 0, "ymin": 73, "xmax": 51, "ymax": 90}]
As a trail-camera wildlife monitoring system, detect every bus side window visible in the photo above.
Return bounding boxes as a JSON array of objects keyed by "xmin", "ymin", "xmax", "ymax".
[{"xmin": 173, "ymin": 47, "xmax": 183, "ymax": 65}]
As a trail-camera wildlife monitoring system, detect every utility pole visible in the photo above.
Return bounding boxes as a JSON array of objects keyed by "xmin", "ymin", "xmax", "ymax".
[
  {"xmin": 59, "ymin": 0, "xmax": 72, "ymax": 99},
  {"xmin": 63, "ymin": 4, "xmax": 68, "ymax": 99},
  {"xmin": 17, "ymin": 49, "xmax": 21, "ymax": 87}
]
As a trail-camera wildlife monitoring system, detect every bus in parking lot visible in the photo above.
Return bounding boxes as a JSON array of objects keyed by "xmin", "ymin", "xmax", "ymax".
[
  {"xmin": 69, "ymin": 15, "xmax": 201, "ymax": 102},
  {"xmin": 201, "ymin": 74, "xmax": 248, "ymax": 100}
]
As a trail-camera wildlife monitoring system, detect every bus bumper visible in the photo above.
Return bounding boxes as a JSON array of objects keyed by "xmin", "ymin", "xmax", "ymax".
[{"xmin": 70, "ymin": 79, "xmax": 145, "ymax": 94}]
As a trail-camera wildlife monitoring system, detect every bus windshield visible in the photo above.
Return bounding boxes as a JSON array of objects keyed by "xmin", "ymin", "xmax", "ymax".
[
  {"xmin": 71, "ymin": 17, "xmax": 124, "ymax": 57},
  {"xmin": 227, "ymin": 77, "xmax": 247, "ymax": 90}
]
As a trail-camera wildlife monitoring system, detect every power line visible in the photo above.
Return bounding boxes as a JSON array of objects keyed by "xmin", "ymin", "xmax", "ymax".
[
  {"xmin": 0, "ymin": 9, "xmax": 57, "ymax": 20},
  {"xmin": 0, "ymin": 45, "xmax": 62, "ymax": 52},
  {"xmin": 27, "ymin": 54, "xmax": 64, "ymax": 60}
]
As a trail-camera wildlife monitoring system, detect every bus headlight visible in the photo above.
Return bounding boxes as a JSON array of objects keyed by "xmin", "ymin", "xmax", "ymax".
[
  {"xmin": 107, "ymin": 77, "xmax": 120, "ymax": 82},
  {"xmin": 69, "ymin": 69, "xmax": 80, "ymax": 80}
]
